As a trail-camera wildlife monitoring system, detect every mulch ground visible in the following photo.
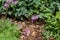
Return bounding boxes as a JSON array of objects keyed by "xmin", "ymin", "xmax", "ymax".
[{"xmin": 10, "ymin": 18, "xmax": 46, "ymax": 40}]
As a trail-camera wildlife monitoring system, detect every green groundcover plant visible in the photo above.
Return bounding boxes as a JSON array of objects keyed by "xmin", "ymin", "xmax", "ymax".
[
  {"xmin": 0, "ymin": 19, "xmax": 21, "ymax": 40},
  {"xmin": 42, "ymin": 11, "xmax": 60, "ymax": 40}
]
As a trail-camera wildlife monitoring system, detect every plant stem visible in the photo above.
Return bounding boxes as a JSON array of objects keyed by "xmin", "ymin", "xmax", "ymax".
[
  {"xmin": 2, "ymin": 15, "xmax": 3, "ymax": 18},
  {"xmin": 5, "ymin": 8, "xmax": 8, "ymax": 19}
]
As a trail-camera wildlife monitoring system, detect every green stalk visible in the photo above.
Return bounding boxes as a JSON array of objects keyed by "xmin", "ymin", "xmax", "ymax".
[{"xmin": 5, "ymin": 8, "xmax": 8, "ymax": 19}]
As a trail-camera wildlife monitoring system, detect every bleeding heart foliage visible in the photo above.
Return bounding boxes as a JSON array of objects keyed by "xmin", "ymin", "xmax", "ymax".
[{"xmin": 0, "ymin": 0, "xmax": 60, "ymax": 20}]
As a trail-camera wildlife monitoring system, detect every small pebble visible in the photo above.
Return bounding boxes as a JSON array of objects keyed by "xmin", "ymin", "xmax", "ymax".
[{"xmin": 32, "ymin": 31, "xmax": 36, "ymax": 36}]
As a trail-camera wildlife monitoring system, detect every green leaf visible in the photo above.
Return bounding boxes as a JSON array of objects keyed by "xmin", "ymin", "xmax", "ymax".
[{"xmin": 56, "ymin": 11, "xmax": 60, "ymax": 20}]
